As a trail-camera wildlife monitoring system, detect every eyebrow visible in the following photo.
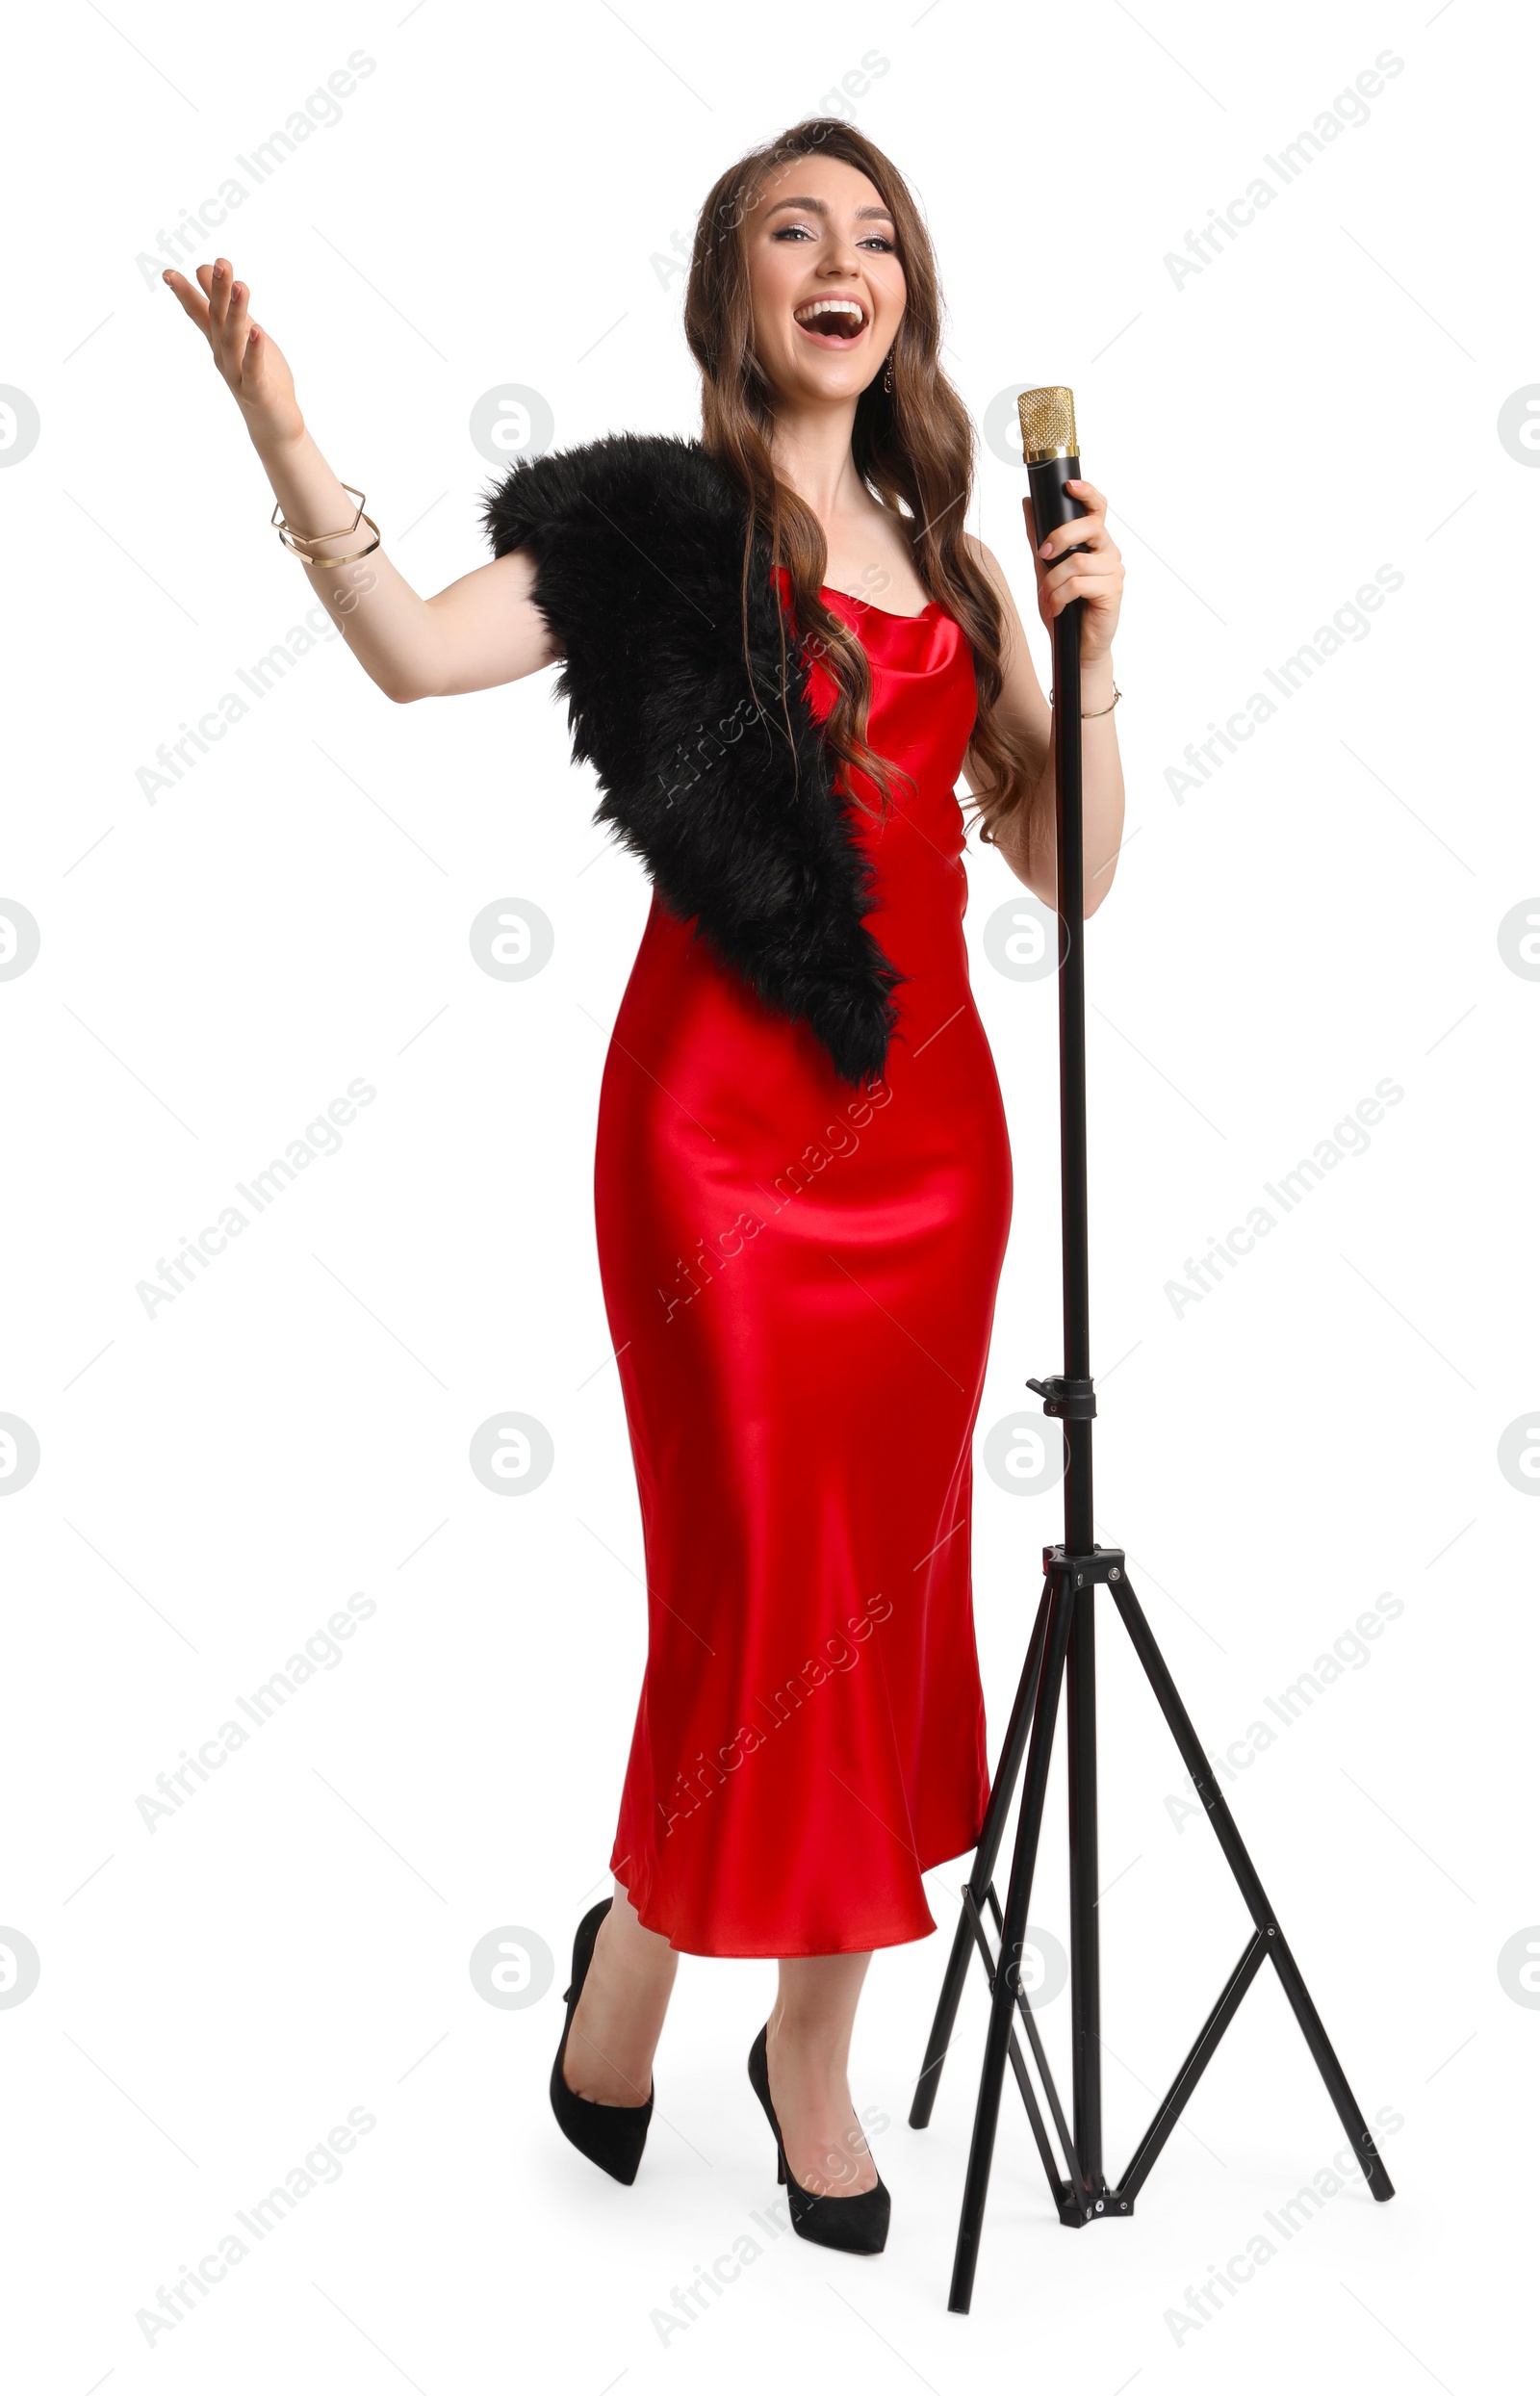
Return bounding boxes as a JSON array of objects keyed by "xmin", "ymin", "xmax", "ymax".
[{"xmin": 764, "ymin": 193, "xmax": 896, "ymax": 226}]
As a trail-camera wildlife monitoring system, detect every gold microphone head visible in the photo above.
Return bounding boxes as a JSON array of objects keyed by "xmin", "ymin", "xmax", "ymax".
[{"xmin": 1017, "ymin": 386, "xmax": 1079, "ymax": 465}]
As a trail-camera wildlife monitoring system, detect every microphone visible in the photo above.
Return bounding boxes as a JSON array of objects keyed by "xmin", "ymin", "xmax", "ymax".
[{"xmin": 1016, "ymin": 385, "xmax": 1091, "ymax": 559}]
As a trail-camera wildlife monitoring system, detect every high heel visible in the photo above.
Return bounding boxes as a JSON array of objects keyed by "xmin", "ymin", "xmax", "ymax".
[
  {"xmin": 747, "ymin": 2023, "xmax": 890, "ymax": 2254},
  {"xmin": 550, "ymin": 1898, "xmax": 654, "ymax": 2184}
]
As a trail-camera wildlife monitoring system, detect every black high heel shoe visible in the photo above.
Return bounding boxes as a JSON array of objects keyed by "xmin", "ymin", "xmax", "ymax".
[
  {"xmin": 549, "ymin": 1898, "xmax": 654, "ymax": 2184},
  {"xmin": 747, "ymin": 2023, "xmax": 890, "ymax": 2254}
]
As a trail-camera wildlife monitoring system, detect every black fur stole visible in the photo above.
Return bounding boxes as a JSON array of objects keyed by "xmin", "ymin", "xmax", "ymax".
[{"xmin": 479, "ymin": 431, "xmax": 904, "ymax": 1085}]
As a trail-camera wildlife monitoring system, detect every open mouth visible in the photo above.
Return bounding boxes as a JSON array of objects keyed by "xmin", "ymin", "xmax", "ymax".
[{"xmin": 792, "ymin": 296, "xmax": 868, "ymax": 348}]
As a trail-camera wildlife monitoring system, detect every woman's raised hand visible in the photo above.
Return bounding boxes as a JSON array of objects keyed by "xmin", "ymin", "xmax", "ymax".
[
  {"xmin": 160, "ymin": 254, "xmax": 586, "ymax": 702},
  {"xmin": 162, "ymin": 258, "xmax": 303, "ymax": 453}
]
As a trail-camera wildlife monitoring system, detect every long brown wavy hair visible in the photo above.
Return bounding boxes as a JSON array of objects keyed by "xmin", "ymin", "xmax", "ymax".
[{"xmin": 682, "ymin": 117, "xmax": 1033, "ymax": 844}]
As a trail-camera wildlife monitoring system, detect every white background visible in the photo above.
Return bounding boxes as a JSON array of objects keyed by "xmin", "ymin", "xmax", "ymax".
[{"xmin": 2, "ymin": 0, "xmax": 1533, "ymax": 2386}]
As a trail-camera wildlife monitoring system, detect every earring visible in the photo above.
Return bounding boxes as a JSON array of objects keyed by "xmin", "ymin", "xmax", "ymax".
[{"xmin": 883, "ymin": 353, "xmax": 894, "ymax": 395}]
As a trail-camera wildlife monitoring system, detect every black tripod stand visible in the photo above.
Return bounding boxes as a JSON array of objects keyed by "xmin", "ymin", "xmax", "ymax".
[{"xmin": 912, "ymin": 394, "xmax": 1395, "ymax": 2315}]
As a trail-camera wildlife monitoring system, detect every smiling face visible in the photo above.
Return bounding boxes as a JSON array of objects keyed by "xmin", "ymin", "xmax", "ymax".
[{"xmin": 744, "ymin": 152, "xmax": 906, "ymax": 408}]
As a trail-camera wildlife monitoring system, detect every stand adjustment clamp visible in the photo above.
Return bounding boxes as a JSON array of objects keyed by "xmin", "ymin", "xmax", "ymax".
[
  {"xmin": 1026, "ymin": 1373, "xmax": 1096, "ymax": 1419},
  {"xmin": 1041, "ymin": 1543, "xmax": 1125, "ymax": 1588}
]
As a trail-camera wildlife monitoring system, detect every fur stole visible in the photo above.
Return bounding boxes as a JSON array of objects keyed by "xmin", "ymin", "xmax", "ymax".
[{"xmin": 479, "ymin": 431, "xmax": 904, "ymax": 1084}]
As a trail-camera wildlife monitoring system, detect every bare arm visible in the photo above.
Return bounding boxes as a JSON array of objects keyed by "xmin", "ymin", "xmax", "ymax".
[
  {"xmin": 960, "ymin": 506, "xmax": 1125, "ymax": 919},
  {"xmin": 163, "ymin": 256, "xmax": 557, "ymax": 703}
]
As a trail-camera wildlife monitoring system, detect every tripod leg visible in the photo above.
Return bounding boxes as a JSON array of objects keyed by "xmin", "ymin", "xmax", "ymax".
[
  {"xmin": 911, "ymin": 1580, "xmax": 1052, "ymax": 2129},
  {"xmin": 950, "ymin": 1577, "xmax": 1077, "ymax": 2314},
  {"xmin": 1110, "ymin": 1571, "xmax": 1396, "ymax": 2201},
  {"xmin": 1066, "ymin": 1584, "xmax": 1102, "ymax": 2192}
]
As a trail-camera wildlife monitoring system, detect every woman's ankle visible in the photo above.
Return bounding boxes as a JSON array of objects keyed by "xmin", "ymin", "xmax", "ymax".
[
  {"xmin": 563, "ymin": 1902, "xmax": 677, "ymax": 2102},
  {"xmin": 766, "ymin": 2012, "xmax": 850, "ymax": 2076}
]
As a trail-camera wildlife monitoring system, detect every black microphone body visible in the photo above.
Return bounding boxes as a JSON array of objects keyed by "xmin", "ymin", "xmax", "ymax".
[{"xmin": 1026, "ymin": 451, "xmax": 1091, "ymax": 559}]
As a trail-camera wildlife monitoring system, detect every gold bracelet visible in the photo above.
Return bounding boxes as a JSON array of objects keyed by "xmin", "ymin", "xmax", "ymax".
[
  {"xmin": 1049, "ymin": 683, "xmax": 1121, "ymax": 718},
  {"xmin": 281, "ymin": 512, "xmax": 380, "ymax": 567},
  {"xmin": 271, "ymin": 485, "xmax": 379, "ymax": 564}
]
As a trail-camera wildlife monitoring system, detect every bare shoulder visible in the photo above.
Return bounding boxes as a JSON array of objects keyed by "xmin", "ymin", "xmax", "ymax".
[
  {"xmin": 962, "ymin": 528, "xmax": 1035, "ymax": 657},
  {"xmin": 962, "ymin": 529, "xmax": 1015, "ymax": 606}
]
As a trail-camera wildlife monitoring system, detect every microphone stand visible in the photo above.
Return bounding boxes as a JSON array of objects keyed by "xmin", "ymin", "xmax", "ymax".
[{"xmin": 911, "ymin": 390, "xmax": 1395, "ymax": 2315}]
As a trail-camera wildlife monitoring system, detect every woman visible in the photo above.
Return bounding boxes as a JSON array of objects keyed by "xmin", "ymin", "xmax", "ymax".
[{"xmin": 164, "ymin": 116, "xmax": 1125, "ymax": 2256}]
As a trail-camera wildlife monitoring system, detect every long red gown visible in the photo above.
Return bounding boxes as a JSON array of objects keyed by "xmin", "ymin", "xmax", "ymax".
[{"xmin": 594, "ymin": 574, "xmax": 1014, "ymax": 1957}]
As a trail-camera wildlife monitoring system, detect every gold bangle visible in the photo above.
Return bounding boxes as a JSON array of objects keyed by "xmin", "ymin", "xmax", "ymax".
[
  {"xmin": 271, "ymin": 484, "xmax": 367, "ymax": 558},
  {"xmin": 282, "ymin": 513, "xmax": 381, "ymax": 567},
  {"xmin": 1049, "ymin": 683, "xmax": 1121, "ymax": 718},
  {"xmin": 292, "ymin": 515, "xmax": 383, "ymax": 570}
]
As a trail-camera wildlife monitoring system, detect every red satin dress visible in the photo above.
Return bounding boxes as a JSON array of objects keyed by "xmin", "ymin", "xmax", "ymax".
[{"xmin": 594, "ymin": 573, "xmax": 1014, "ymax": 1957}]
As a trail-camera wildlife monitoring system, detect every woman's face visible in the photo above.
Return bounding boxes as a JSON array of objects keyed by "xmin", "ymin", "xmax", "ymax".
[{"xmin": 744, "ymin": 153, "xmax": 906, "ymax": 408}]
